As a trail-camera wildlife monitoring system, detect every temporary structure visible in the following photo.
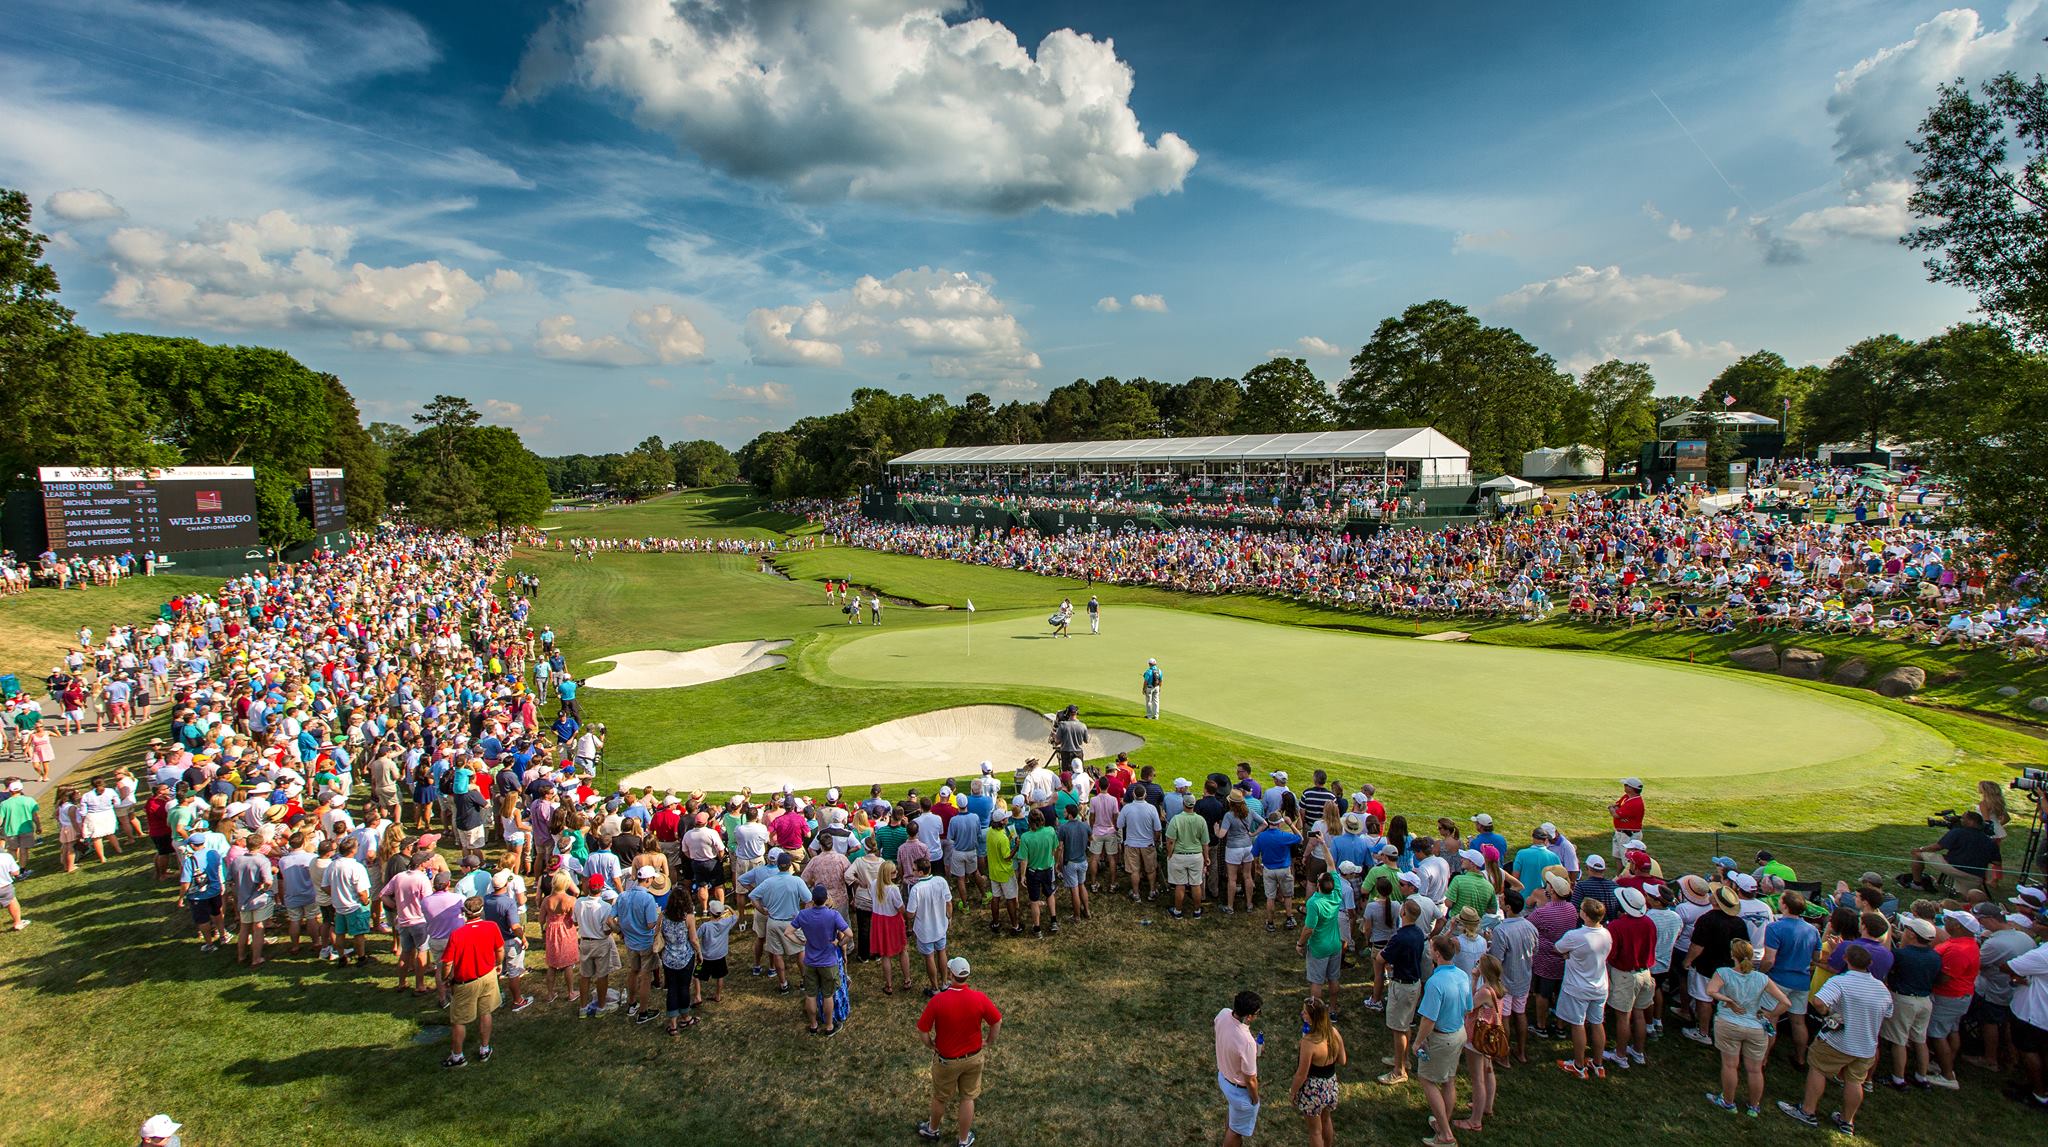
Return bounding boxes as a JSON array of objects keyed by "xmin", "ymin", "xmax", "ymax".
[{"xmin": 1521, "ymin": 446, "xmax": 1602, "ymax": 478}]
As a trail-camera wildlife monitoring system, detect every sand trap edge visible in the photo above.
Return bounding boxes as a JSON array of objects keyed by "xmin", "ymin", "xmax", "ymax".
[
  {"xmin": 619, "ymin": 704, "xmax": 1146, "ymax": 792},
  {"xmin": 584, "ymin": 639, "xmax": 793, "ymax": 690}
]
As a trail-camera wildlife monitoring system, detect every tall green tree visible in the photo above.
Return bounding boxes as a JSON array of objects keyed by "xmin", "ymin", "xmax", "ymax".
[
  {"xmin": 1801, "ymin": 334, "xmax": 1921, "ymax": 450},
  {"xmin": 948, "ymin": 393, "xmax": 997, "ymax": 446},
  {"xmin": 468, "ymin": 424, "xmax": 551, "ymax": 531},
  {"xmin": 610, "ymin": 437, "xmax": 674, "ymax": 498},
  {"xmin": 1574, "ymin": 360, "xmax": 1659, "ymax": 479},
  {"xmin": 1087, "ymin": 377, "xmax": 1162, "ymax": 440},
  {"xmin": 1162, "ymin": 376, "xmax": 1242, "ymax": 436},
  {"xmin": 1912, "ymin": 323, "xmax": 2048, "ymax": 569},
  {"xmin": 1234, "ymin": 358, "xmax": 1331, "ymax": 434},
  {"xmin": 989, "ymin": 400, "xmax": 1042, "ymax": 445},
  {"xmin": 1904, "ymin": 73, "xmax": 2048, "ymax": 346},
  {"xmin": 670, "ymin": 439, "xmax": 739, "ymax": 487},
  {"xmin": 0, "ymin": 189, "xmax": 168, "ymax": 493},
  {"xmin": 1702, "ymin": 351, "xmax": 1790, "ymax": 412},
  {"xmin": 1340, "ymin": 300, "xmax": 1571, "ymax": 473}
]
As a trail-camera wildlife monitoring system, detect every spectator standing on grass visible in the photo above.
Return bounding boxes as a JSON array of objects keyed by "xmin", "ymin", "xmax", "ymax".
[
  {"xmin": 1214, "ymin": 990, "xmax": 1263, "ymax": 1147},
  {"xmin": 1289, "ymin": 996, "xmax": 1345, "ymax": 1147},
  {"xmin": 791, "ymin": 885, "xmax": 851, "ymax": 1037},
  {"xmin": 1553, "ymin": 897, "xmax": 1612, "ymax": 1079},
  {"xmin": 1705, "ymin": 938, "xmax": 1789, "ymax": 1116},
  {"xmin": 1254, "ymin": 812, "xmax": 1302, "ymax": 931},
  {"xmin": 1056, "ymin": 802, "xmax": 1091, "ymax": 923},
  {"xmin": 1414, "ymin": 933, "xmax": 1473, "ymax": 1147},
  {"xmin": 2007, "ymin": 917, "xmax": 2048, "ymax": 1112},
  {"xmin": 1378, "ymin": 896, "xmax": 1427, "ymax": 1085},
  {"xmin": 917, "ymin": 956, "xmax": 1000, "ymax": 1147},
  {"xmin": 1925, "ymin": 909, "xmax": 1980, "ymax": 1089},
  {"xmin": 1141, "ymin": 657, "xmax": 1163, "ymax": 719},
  {"xmin": 1298, "ymin": 871, "xmax": 1343, "ymax": 1010},
  {"xmin": 908, "ymin": 857, "xmax": 954, "ymax": 997},
  {"xmin": 1165, "ymin": 796, "xmax": 1208, "ymax": 920},
  {"xmin": 1760, "ymin": 890, "xmax": 1820, "ymax": 1069},
  {"xmin": 1968, "ymin": 904, "xmax": 2034, "ymax": 1075},
  {"xmin": 1683, "ymin": 886, "xmax": 1750, "ymax": 1045},
  {"xmin": 1779, "ymin": 942, "xmax": 1892, "ymax": 1135},
  {"xmin": 1609, "ymin": 777, "xmax": 1645, "ymax": 857},
  {"xmin": 0, "ymin": 846, "xmax": 26, "ymax": 931},
  {"xmin": 1116, "ymin": 789, "xmax": 1161, "ymax": 902},
  {"xmin": 1879, "ymin": 913, "xmax": 1941, "ymax": 1089},
  {"xmin": 440, "ymin": 896, "xmax": 503, "ymax": 1068},
  {"xmin": 1604, "ymin": 885, "xmax": 1655, "ymax": 1071}
]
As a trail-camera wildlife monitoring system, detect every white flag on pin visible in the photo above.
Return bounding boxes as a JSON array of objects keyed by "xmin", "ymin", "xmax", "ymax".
[{"xmin": 966, "ymin": 600, "xmax": 976, "ymax": 612}]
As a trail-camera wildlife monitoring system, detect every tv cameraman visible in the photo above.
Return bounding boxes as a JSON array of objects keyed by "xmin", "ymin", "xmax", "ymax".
[{"xmin": 1901, "ymin": 810, "xmax": 1998, "ymax": 895}]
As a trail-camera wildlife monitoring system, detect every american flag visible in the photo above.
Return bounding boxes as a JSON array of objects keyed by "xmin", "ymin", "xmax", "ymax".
[{"xmin": 1721, "ymin": 394, "xmax": 1737, "ymax": 407}]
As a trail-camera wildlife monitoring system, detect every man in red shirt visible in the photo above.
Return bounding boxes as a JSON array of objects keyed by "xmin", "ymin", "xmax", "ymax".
[
  {"xmin": 439, "ymin": 897, "xmax": 505, "ymax": 1068},
  {"xmin": 916, "ymin": 956, "xmax": 1002, "ymax": 1147},
  {"xmin": 1604, "ymin": 885, "xmax": 1658, "ymax": 1070},
  {"xmin": 1926, "ymin": 913, "xmax": 1981, "ymax": 1089},
  {"xmin": 769, "ymin": 799, "xmax": 810, "ymax": 863},
  {"xmin": 651, "ymin": 796, "xmax": 685, "ymax": 870},
  {"xmin": 144, "ymin": 783, "xmax": 175, "ymax": 882},
  {"xmin": 1609, "ymin": 778, "xmax": 1646, "ymax": 858}
]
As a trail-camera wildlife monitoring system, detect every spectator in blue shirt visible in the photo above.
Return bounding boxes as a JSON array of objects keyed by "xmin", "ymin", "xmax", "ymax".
[
  {"xmin": 611, "ymin": 872, "xmax": 662, "ymax": 1021},
  {"xmin": 178, "ymin": 839, "xmax": 226, "ymax": 951},
  {"xmin": 1414, "ymin": 933, "xmax": 1475, "ymax": 1135},
  {"xmin": 1761, "ymin": 891, "xmax": 1822, "ymax": 1068},
  {"xmin": 1469, "ymin": 814, "xmax": 1508, "ymax": 860},
  {"xmin": 1252, "ymin": 814, "xmax": 1303, "ymax": 931}
]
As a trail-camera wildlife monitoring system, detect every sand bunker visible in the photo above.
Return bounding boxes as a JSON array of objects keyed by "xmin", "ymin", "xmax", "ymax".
[
  {"xmin": 585, "ymin": 640, "xmax": 792, "ymax": 690},
  {"xmin": 619, "ymin": 704, "xmax": 1146, "ymax": 792}
]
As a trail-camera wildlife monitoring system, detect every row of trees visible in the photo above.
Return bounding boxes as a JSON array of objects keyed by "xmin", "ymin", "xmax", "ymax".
[
  {"xmin": 541, "ymin": 437, "xmax": 739, "ymax": 497},
  {"xmin": 0, "ymin": 189, "xmax": 549, "ymax": 542}
]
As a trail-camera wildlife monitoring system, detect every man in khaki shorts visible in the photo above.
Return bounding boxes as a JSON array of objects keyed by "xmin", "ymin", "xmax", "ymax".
[
  {"xmin": 1413, "ymin": 933, "xmax": 1473, "ymax": 1135},
  {"xmin": 573, "ymin": 874, "xmax": 621, "ymax": 1018},
  {"xmin": 1778, "ymin": 942, "xmax": 1891, "ymax": 1134},
  {"xmin": 917, "ymin": 956, "xmax": 1002, "ymax": 1146},
  {"xmin": 439, "ymin": 896, "xmax": 504, "ymax": 1067}
]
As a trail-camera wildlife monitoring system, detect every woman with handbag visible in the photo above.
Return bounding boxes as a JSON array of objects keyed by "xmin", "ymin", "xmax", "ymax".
[{"xmin": 1456, "ymin": 954, "xmax": 1509, "ymax": 1132}]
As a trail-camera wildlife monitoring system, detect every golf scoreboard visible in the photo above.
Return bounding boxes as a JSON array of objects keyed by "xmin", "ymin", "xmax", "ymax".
[
  {"xmin": 307, "ymin": 467, "xmax": 348, "ymax": 531},
  {"xmin": 38, "ymin": 466, "xmax": 261, "ymax": 556}
]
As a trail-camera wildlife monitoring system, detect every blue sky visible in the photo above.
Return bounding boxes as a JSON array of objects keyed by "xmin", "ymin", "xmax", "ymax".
[{"xmin": 3, "ymin": 0, "xmax": 2032, "ymax": 452}]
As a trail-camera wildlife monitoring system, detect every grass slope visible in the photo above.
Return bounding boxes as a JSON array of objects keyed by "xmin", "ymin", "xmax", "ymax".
[{"xmin": 0, "ymin": 575, "xmax": 218, "ymax": 683}]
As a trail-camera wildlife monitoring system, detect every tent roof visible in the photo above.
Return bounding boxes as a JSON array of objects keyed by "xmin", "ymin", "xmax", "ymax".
[
  {"xmin": 1477, "ymin": 474, "xmax": 1540, "ymax": 491},
  {"xmin": 1658, "ymin": 410, "xmax": 1780, "ymax": 429},
  {"xmin": 890, "ymin": 427, "xmax": 1469, "ymax": 467}
]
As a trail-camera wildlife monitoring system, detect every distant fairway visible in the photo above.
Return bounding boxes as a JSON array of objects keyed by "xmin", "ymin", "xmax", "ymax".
[{"xmin": 826, "ymin": 605, "xmax": 1953, "ymax": 785}]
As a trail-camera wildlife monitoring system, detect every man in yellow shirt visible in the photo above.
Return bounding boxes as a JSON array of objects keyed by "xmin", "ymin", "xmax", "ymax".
[{"xmin": 985, "ymin": 807, "xmax": 1021, "ymax": 936}]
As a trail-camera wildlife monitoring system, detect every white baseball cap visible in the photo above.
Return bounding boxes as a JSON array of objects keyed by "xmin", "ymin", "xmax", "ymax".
[
  {"xmin": 947, "ymin": 956, "xmax": 971, "ymax": 977},
  {"xmin": 140, "ymin": 1115, "xmax": 182, "ymax": 1138},
  {"xmin": 1173, "ymin": 777, "xmax": 1192, "ymax": 790},
  {"xmin": 979, "ymin": 761, "xmax": 994, "ymax": 774},
  {"xmin": 1470, "ymin": 813, "xmax": 1493, "ymax": 827},
  {"xmin": 1620, "ymin": 777, "xmax": 1643, "ymax": 789},
  {"xmin": 1583, "ymin": 854, "xmax": 1607, "ymax": 872},
  {"xmin": 636, "ymin": 865, "xmax": 657, "ymax": 880}
]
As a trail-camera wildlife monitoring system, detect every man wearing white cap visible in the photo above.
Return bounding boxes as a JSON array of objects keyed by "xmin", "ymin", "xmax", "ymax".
[
  {"xmin": 1609, "ymin": 779, "xmax": 1644, "ymax": 859},
  {"xmin": 1141, "ymin": 657, "xmax": 1163, "ymax": 720},
  {"xmin": 139, "ymin": 1114, "xmax": 181, "ymax": 1146}
]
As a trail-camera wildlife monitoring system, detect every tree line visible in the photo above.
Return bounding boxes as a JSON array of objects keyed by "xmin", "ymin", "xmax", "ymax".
[{"xmin": 0, "ymin": 188, "xmax": 551, "ymax": 543}]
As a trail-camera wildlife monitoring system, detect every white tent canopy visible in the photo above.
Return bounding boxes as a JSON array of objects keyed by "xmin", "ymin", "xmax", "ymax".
[
  {"xmin": 890, "ymin": 427, "xmax": 1471, "ymax": 480},
  {"xmin": 1478, "ymin": 474, "xmax": 1545, "ymax": 505}
]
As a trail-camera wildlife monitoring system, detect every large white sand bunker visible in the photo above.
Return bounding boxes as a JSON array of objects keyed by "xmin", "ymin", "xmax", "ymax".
[
  {"xmin": 620, "ymin": 704, "xmax": 1146, "ymax": 792},
  {"xmin": 585, "ymin": 640, "xmax": 792, "ymax": 690}
]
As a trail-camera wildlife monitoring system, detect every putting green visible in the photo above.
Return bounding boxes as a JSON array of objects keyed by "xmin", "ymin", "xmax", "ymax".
[{"xmin": 825, "ymin": 605, "xmax": 1953, "ymax": 785}]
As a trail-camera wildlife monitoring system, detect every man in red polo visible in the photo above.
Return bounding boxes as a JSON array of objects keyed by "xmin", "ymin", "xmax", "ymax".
[
  {"xmin": 1609, "ymin": 778, "xmax": 1645, "ymax": 858},
  {"xmin": 439, "ymin": 897, "xmax": 504, "ymax": 1068},
  {"xmin": 916, "ymin": 956, "xmax": 1002, "ymax": 1147}
]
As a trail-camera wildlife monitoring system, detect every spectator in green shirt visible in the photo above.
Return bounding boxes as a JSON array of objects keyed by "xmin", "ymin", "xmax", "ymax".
[
  {"xmin": 1165, "ymin": 805, "xmax": 1210, "ymax": 919},
  {"xmin": 1445, "ymin": 849, "xmax": 1499, "ymax": 918},
  {"xmin": 984, "ymin": 809, "xmax": 1020, "ymax": 936},
  {"xmin": 1018, "ymin": 811, "xmax": 1060, "ymax": 939},
  {"xmin": 1, "ymin": 782, "xmax": 40, "ymax": 872},
  {"xmin": 874, "ymin": 810, "xmax": 909, "ymax": 864},
  {"xmin": 1299, "ymin": 873, "xmax": 1345, "ymax": 1011}
]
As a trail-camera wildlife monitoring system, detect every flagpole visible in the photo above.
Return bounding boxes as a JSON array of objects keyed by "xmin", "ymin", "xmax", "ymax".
[{"xmin": 965, "ymin": 598, "xmax": 974, "ymax": 661}]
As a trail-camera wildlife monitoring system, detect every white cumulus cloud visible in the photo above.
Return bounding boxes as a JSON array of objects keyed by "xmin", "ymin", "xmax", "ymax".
[
  {"xmin": 1598, "ymin": 328, "xmax": 1739, "ymax": 361},
  {"xmin": 1788, "ymin": 4, "xmax": 2045, "ymax": 246},
  {"xmin": 508, "ymin": 0, "xmax": 1197, "ymax": 214},
  {"xmin": 1095, "ymin": 296, "xmax": 1122, "ymax": 313},
  {"xmin": 745, "ymin": 267, "xmax": 1040, "ymax": 384},
  {"xmin": 99, "ymin": 209, "xmax": 499, "ymax": 342},
  {"xmin": 536, "ymin": 303, "xmax": 709, "ymax": 367},
  {"xmin": 1494, "ymin": 264, "xmax": 1724, "ymax": 331},
  {"xmin": 1128, "ymin": 293, "xmax": 1168, "ymax": 313},
  {"xmin": 44, "ymin": 188, "xmax": 125, "ymax": 222},
  {"xmin": 713, "ymin": 380, "xmax": 794, "ymax": 407}
]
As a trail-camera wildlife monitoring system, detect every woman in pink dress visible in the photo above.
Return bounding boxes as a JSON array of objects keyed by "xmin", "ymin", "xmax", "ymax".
[{"xmin": 27, "ymin": 729, "xmax": 55, "ymax": 782}]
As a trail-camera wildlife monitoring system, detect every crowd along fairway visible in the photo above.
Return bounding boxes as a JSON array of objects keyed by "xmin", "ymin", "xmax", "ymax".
[{"xmin": 823, "ymin": 604, "xmax": 1953, "ymax": 788}]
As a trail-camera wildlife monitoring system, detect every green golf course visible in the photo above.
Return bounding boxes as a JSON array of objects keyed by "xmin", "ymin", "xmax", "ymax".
[{"xmin": 823, "ymin": 605, "xmax": 1954, "ymax": 786}]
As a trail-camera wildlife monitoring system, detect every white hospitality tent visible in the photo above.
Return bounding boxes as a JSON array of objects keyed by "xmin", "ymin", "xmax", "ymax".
[
  {"xmin": 1521, "ymin": 446, "xmax": 1602, "ymax": 478},
  {"xmin": 888, "ymin": 427, "xmax": 1473, "ymax": 487},
  {"xmin": 1476, "ymin": 473, "xmax": 1546, "ymax": 505}
]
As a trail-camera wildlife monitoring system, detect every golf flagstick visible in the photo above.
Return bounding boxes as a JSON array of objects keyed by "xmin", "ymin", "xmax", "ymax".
[{"xmin": 965, "ymin": 598, "xmax": 975, "ymax": 659}]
